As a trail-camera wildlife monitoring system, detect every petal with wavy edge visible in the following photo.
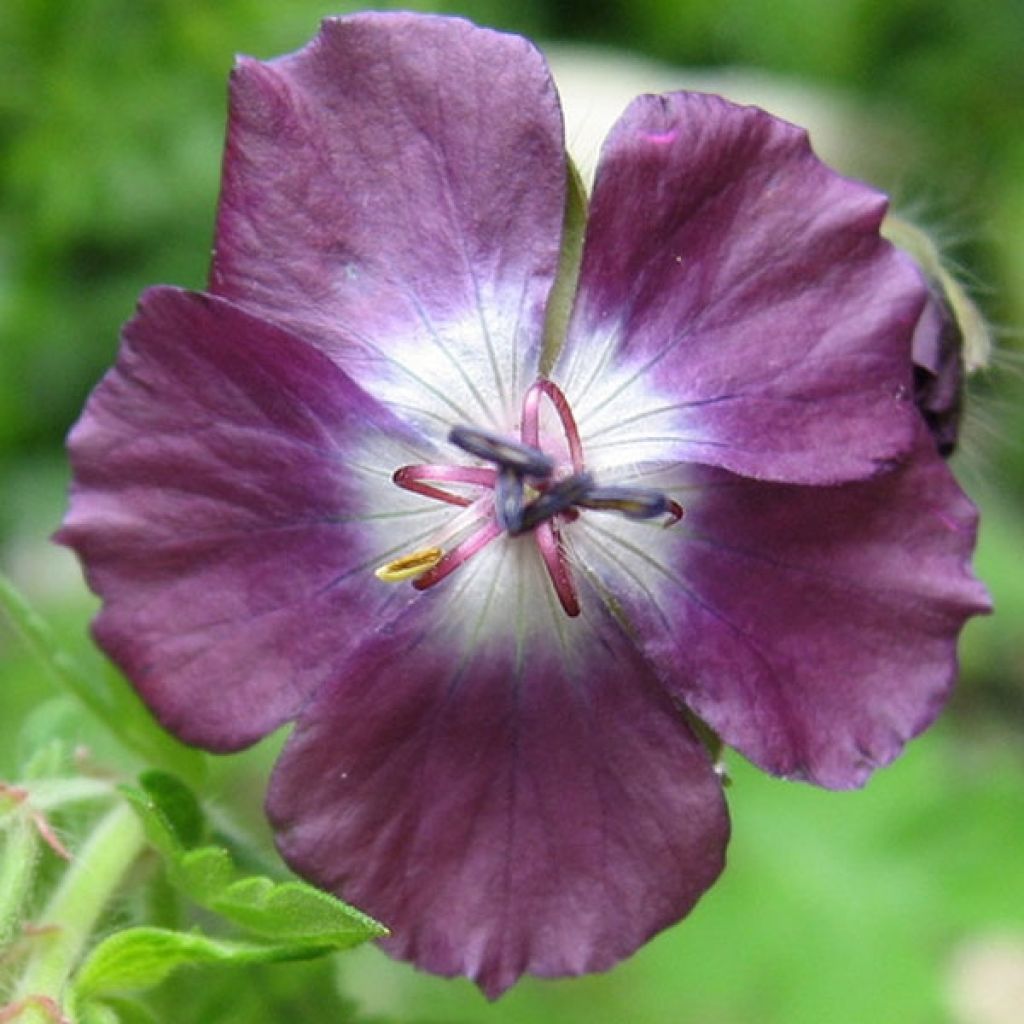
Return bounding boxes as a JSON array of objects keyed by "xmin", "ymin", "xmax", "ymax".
[
  {"xmin": 558, "ymin": 92, "xmax": 927, "ymax": 485},
  {"xmin": 57, "ymin": 287, "xmax": 458, "ymax": 752},
  {"xmin": 267, "ymin": 544, "xmax": 728, "ymax": 998},
  {"xmin": 570, "ymin": 431, "xmax": 990, "ymax": 788},
  {"xmin": 210, "ymin": 12, "xmax": 567, "ymax": 433}
]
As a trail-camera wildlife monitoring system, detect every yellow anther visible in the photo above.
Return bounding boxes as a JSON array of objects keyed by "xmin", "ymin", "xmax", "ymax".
[{"xmin": 374, "ymin": 546, "xmax": 444, "ymax": 583}]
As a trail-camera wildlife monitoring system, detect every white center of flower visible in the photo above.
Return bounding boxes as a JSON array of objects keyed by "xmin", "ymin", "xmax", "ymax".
[{"xmin": 373, "ymin": 379, "xmax": 683, "ymax": 617}]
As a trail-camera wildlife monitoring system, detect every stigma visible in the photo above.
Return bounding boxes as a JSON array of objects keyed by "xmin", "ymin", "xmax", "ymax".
[{"xmin": 375, "ymin": 379, "xmax": 683, "ymax": 617}]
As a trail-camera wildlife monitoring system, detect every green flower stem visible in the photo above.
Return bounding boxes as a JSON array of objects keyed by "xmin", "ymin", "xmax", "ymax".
[
  {"xmin": 12, "ymin": 801, "xmax": 144, "ymax": 1023},
  {"xmin": 27, "ymin": 779, "xmax": 115, "ymax": 813},
  {"xmin": 0, "ymin": 813, "xmax": 39, "ymax": 947}
]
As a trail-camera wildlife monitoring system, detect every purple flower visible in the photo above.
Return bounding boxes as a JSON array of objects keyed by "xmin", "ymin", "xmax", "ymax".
[{"xmin": 58, "ymin": 13, "xmax": 989, "ymax": 997}]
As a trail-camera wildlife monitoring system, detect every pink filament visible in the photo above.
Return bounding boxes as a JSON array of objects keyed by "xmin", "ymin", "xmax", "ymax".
[
  {"xmin": 393, "ymin": 464, "xmax": 496, "ymax": 507},
  {"xmin": 390, "ymin": 379, "xmax": 594, "ymax": 615},
  {"xmin": 521, "ymin": 378, "xmax": 585, "ymax": 473},
  {"xmin": 665, "ymin": 499, "xmax": 685, "ymax": 526},
  {"xmin": 534, "ymin": 520, "xmax": 580, "ymax": 617},
  {"xmin": 520, "ymin": 379, "xmax": 584, "ymax": 614},
  {"xmin": 413, "ymin": 520, "xmax": 504, "ymax": 591}
]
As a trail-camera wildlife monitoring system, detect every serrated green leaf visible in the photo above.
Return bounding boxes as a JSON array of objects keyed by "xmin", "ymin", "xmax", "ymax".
[
  {"xmin": 176, "ymin": 846, "xmax": 236, "ymax": 904},
  {"xmin": 210, "ymin": 876, "xmax": 382, "ymax": 942},
  {"xmin": 72, "ymin": 927, "xmax": 334, "ymax": 1001},
  {"xmin": 120, "ymin": 775, "xmax": 386, "ymax": 947}
]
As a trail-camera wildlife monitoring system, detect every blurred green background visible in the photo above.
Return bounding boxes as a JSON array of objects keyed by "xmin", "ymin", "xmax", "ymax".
[{"xmin": 2, "ymin": 1, "xmax": 1022, "ymax": 1022}]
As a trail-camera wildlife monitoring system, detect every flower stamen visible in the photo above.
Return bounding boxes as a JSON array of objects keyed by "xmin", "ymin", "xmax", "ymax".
[
  {"xmin": 374, "ymin": 546, "xmax": 444, "ymax": 582},
  {"xmin": 448, "ymin": 424, "xmax": 554, "ymax": 534},
  {"xmin": 449, "ymin": 425, "xmax": 554, "ymax": 478},
  {"xmin": 379, "ymin": 380, "xmax": 681, "ymax": 611},
  {"xmin": 521, "ymin": 378, "xmax": 584, "ymax": 472},
  {"xmin": 534, "ymin": 520, "xmax": 580, "ymax": 617},
  {"xmin": 495, "ymin": 466, "xmax": 526, "ymax": 533},
  {"xmin": 393, "ymin": 464, "xmax": 497, "ymax": 507},
  {"xmin": 579, "ymin": 486, "xmax": 686, "ymax": 526},
  {"xmin": 413, "ymin": 520, "xmax": 504, "ymax": 591},
  {"xmin": 514, "ymin": 473, "xmax": 593, "ymax": 535}
]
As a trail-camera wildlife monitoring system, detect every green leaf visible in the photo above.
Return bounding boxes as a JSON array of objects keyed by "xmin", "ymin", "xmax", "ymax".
[
  {"xmin": 72, "ymin": 927, "xmax": 335, "ymax": 1001},
  {"xmin": 208, "ymin": 876, "xmax": 382, "ymax": 943},
  {"xmin": 92, "ymin": 996, "xmax": 159, "ymax": 1024},
  {"xmin": 0, "ymin": 571, "xmax": 206, "ymax": 785},
  {"xmin": 174, "ymin": 846, "xmax": 237, "ymax": 905},
  {"xmin": 138, "ymin": 771, "xmax": 204, "ymax": 849},
  {"xmin": 120, "ymin": 776, "xmax": 385, "ymax": 944}
]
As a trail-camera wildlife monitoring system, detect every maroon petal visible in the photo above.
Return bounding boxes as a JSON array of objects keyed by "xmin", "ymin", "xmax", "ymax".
[
  {"xmin": 559, "ymin": 92, "xmax": 926, "ymax": 485},
  {"xmin": 267, "ymin": 569, "xmax": 728, "ymax": 998},
  {"xmin": 57, "ymin": 287, "xmax": 453, "ymax": 752},
  {"xmin": 210, "ymin": 12, "xmax": 567, "ymax": 432},
  {"xmin": 572, "ymin": 431, "xmax": 990, "ymax": 788}
]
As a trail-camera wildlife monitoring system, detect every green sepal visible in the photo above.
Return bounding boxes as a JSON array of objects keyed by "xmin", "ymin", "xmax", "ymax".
[
  {"xmin": 539, "ymin": 154, "xmax": 588, "ymax": 376},
  {"xmin": 881, "ymin": 213, "xmax": 992, "ymax": 373}
]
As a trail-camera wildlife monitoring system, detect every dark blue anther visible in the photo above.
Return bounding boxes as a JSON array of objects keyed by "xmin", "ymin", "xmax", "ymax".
[
  {"xmin": 515, "ymin": 473, "xmax": 594, "ymax": 535},
  {"xmin": 578, "ymin": 486, "xmax": 670, "ymax": 520},
  {"xmin": 494, "ymin": 466, "xmax": 525, "ymax": 533},
  {"xmin": 447, "ymin": 424, "xmax": 680, "ymax": 536},
  {"xmin": 448, "ymin": 425, "xmax": 554, "ymax": 478}
]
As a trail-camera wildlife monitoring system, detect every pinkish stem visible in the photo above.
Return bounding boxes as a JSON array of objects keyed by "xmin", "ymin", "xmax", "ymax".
[
  {"xmin": 521, "ymin": 379, "xmax": 585, "ymax": 473},
  {"xmin": 534, "ymin": 521, "xmax": 580, "ymax": 617},
  {"xmin": 414, "ymin": 520, "xmax": 504, "ymax": 591},
  {"xmin": 393, "ymin": 464, "xmax": 496, "ymax": 507}
]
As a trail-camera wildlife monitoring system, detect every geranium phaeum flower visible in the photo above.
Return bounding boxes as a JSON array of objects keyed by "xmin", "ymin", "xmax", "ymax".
[{"xmin": 58, "ymin": 13, "xmax": 990, "ymax": 997}]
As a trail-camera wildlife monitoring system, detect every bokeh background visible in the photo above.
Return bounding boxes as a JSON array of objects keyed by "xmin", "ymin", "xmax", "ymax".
[{"xmin": 2, "ymin": 1, "xmax": 1023, "ymax": 1022}]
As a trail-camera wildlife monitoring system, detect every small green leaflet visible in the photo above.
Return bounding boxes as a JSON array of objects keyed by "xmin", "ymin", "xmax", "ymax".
[
  {"xmin": 72, "ymin": 928, "xmax": 337, "ymax": 1001},
  {"xmin": 124, "ymin": 772, "xmax": 384, "ymax": 943},
  {"xmin": 69, "ymin": 772, "xmax": 385, "ymax": 1005}
]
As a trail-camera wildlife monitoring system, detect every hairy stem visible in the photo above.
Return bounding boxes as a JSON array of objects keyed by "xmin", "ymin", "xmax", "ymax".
[
  {"xmin": 0, "ymin": 814, "xmax": 39, "ymax": 949},
  {"xmin": 11, "ymin": 802, "xmax": 144, "ymax": 1023}
]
